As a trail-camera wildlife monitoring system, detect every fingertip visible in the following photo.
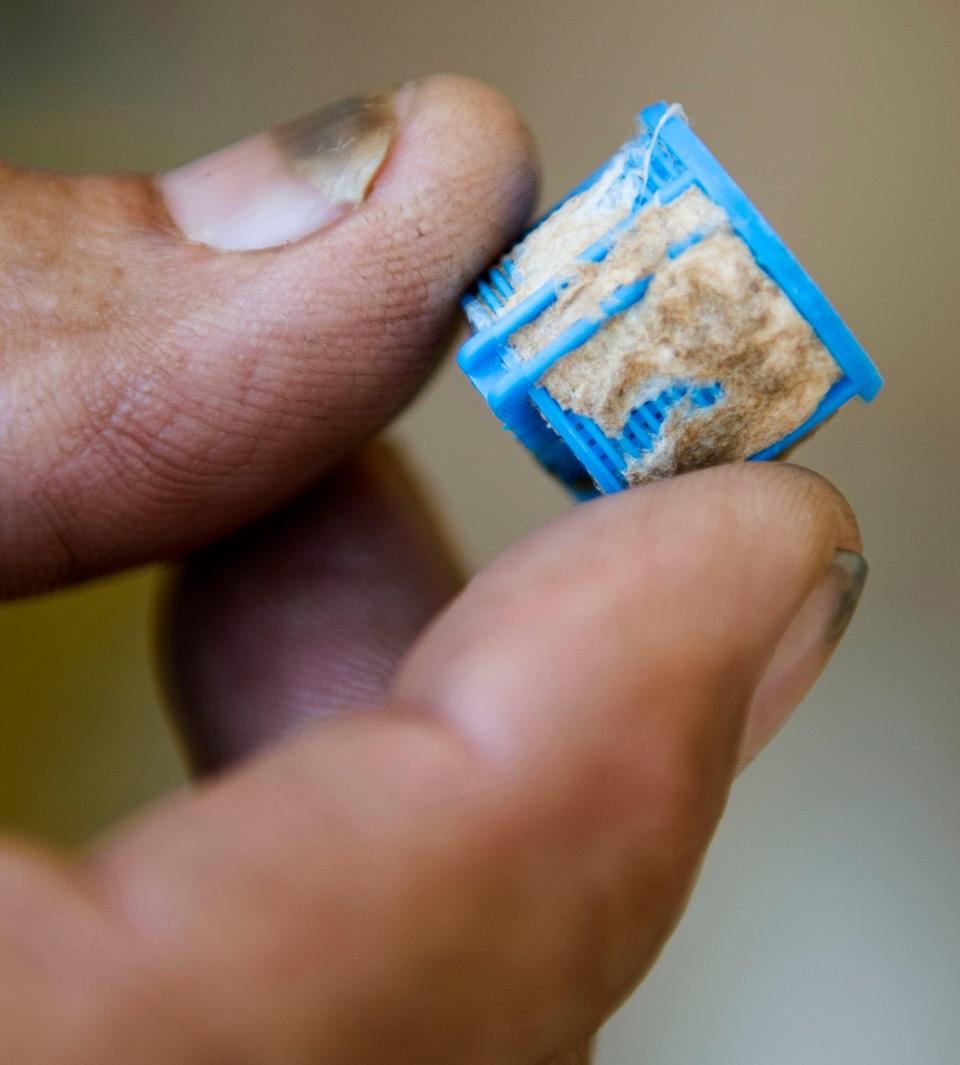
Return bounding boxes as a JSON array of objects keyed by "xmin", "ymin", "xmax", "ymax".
[
  {"xmin": 156, "ymin": 72, "xmax": 539, "ymax": 264},
  {"xmin": 398, "ymin": 459, "xmax": 865, "ymax": 774},
  {"xmin": 401, "ymin": 73, "xmax": 540, "ymax": 191},
  {"xmin": 610, "ymin": 461, "xmax": 863, "ymax": 576},
  {"xmin": 770, "ymin": 462, "xmax": 863, "ymax": 554},
  {"xmin": 371, "ymin": 73, "xmax": 540, "ymax": 273}
]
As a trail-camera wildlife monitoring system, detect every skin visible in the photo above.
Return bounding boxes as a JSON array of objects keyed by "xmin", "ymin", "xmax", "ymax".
[{"xmin": 0, "ymin": 75, "xmax": 864, "ymax": 1063}]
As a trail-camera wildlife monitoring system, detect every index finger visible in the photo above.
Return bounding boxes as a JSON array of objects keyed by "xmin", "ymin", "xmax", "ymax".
[{"xmin": 35, "ymin": 464, "xmax": 856, "ymax": 1065}]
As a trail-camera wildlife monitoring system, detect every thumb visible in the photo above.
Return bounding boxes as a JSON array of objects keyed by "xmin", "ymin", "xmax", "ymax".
[{"xmin": 0, "ymin": 74, "xmax": 536, "ymax": 596}]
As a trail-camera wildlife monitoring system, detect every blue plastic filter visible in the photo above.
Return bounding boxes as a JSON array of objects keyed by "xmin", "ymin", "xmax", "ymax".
[{"xmin": 458, "ymin": 102, "xmax": 883, "ymax": 498}]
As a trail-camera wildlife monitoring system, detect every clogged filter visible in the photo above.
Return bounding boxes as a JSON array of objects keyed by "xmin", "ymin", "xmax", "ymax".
[{"xmin": 458, "ymin": 102, "xmax": 883, "ymax": 497}]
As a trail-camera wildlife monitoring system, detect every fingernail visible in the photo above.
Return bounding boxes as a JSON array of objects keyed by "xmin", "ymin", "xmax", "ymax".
[
  {"xmin": 738, "ymin": 549, "xmax": 868, "ymax": 770},
  {"xmin": 159, "ymin": 90, "xmax": 398, "ymax": 251}
]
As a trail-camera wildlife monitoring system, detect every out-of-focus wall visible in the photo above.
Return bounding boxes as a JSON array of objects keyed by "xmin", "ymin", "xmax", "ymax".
[{"xmin": 1, "ymin": 1, "xmax": 957, "ymax": 1061}]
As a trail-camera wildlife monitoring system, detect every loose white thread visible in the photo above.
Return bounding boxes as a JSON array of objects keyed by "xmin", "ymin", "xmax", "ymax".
[{"xmin": 636, "ymin": 102, "xmax": 687, "ymax": 207}]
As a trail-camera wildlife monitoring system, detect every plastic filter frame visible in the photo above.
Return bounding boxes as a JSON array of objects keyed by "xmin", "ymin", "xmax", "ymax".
[{"xmin": 458, "ymin": 102, "xmax": 883, "ymax": 498}]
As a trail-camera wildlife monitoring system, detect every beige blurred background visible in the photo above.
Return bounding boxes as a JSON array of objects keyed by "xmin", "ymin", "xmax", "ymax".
[{"xmin": 1, "ymin": 0, "xmax": 958, "ymax": 1060}]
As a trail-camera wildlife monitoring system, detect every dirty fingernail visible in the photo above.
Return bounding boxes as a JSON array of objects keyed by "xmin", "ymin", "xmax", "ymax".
[
  {"xmin": 738, "ymin": 549, "xmax": 869, "ymax": 770},
  {"xmin": 159, "ymin": 90, "xmax": 398, "ymax": 251},
  {"xmin": 822, "ymin": 549, "xmax": 870, "ymax": 644}
]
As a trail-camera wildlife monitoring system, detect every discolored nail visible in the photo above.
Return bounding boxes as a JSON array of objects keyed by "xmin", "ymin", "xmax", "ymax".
[
  {"xmin": 738, "ymin": 548, "xmax": 869, "ymax": 770},
  {"xmin": 159, "ymin": 90, "xmax": 398, "ymax": 251},
  {"xmin": 825, "ymin": 548, "xmax": 869, "ymax": 644}
]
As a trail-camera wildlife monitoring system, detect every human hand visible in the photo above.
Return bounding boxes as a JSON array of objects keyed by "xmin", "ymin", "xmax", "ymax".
[{"xmin": 0, "ymin": 75, "xmax": 866, "ymax": 1063}]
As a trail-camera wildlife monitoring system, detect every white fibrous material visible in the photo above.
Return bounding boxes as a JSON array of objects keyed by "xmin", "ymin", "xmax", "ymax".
[{"xmin": 503, "ymin": 179, "xmax": 839, "ymax": 484}]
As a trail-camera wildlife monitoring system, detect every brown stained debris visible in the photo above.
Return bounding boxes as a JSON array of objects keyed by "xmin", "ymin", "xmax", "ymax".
[
  {"xmin": 500, "ymin": 154, "xmax": 643, "ymax": 312},
  {"xmin": 503, "ymin": 186, "xmax": 840, "ymax": 483}
]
